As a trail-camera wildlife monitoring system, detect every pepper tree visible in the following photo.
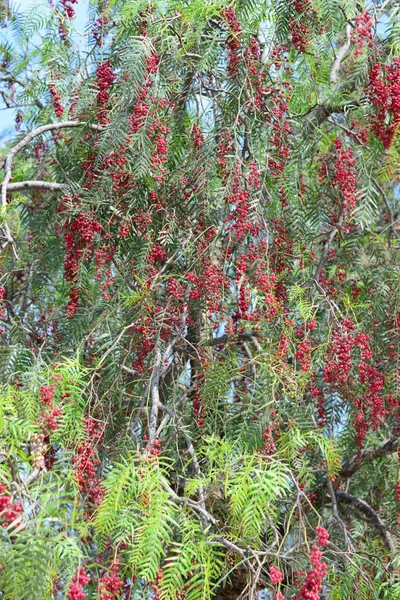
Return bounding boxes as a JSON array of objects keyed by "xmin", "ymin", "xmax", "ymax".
[{"xmin": 1, "ymin": 0, "xmax": 400, "ymax": 599}]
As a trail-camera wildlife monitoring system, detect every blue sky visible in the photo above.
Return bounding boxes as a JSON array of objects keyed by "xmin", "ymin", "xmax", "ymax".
[{"xmin": 1, "ymin": 0, "xmax": 89, "ymax": 137}]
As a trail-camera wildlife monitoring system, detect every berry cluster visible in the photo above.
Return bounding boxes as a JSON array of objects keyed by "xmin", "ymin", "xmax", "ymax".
[
  {"xmin": 0, "ymin": 483, "xmax": 23, "ymax": 527},
  {"xmin": 73, "ymin": 417, "xmax": 104, "ymax": 514},
  {"xmin": 332, "ymin": 139, "xmax": 358, "ymax": 216},
  {"xmin": 0, "ymin": 286, "xmax": 5, "ymax": 334},
  {"xmin": 60, "ymin": 0, "xmax": 78, "ymax": 19},
  {"xmin": 192, "ymin": 124, "xmax": 204, "ymax": 150},
  {"xmin": 56, "ymin": 0, "xmax": 78, "ymax": 40},
  {"xmin": 222, "ymin": 8, "xmax": 242, "ymax": 77},
  {"xmin": 92, "ymin": 9, "xmax": 109, "ymax": 46},
  {"xmin": 297, "ymin": 338, "xmax": 312, "ymax": 371},
  {"xmin": 269, "ymin": 566, "xmax": 283, "ymax": 584},
  {"xmin": 289, "ymin": 0, "xmax": 313, "ymax": 54},
  {"xmin": 67, "ymin": 568, "xmax": 90, "ymax": 600},
  {"xmin": 367, "ymin": 59, "xmax": 400, "ymax": 148},
  {"xmin": 99, "ymin": 558, "xmax": 123, "ymax": 600},
  {"xmin": 295, "ymin": 544, "xmax": 328, "ymax": 600},
  {"xmin": 63, "ymin": 204, "xmax": 102, "ymax": 316},
  {"xmin": 351, "ymin": 11, "xmax": 374, "ymax": 57},
  {"xmin": 50, "ymin": 83, "xmax": 64, "ymax": 117},
  {"xmin": 40, "ymin": 383, "xmax": 63, "ymax": 430},
  {"xmin": 315, "ymin": 526, "xmax": 329, "ymax": 547},
  {"xmin": 97, "ymin": 60, "xmax": 115, "ymax": 105}
]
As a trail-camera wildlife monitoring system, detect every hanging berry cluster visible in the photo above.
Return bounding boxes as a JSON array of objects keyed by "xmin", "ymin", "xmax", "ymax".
[
  {"xmin": 60, "ymin": 196, "xmax": 103, "ymax": 316},
  {"xmin": 50, "ymin": 83, "xmax": 64, "ymax": 117},
  {"xmin": 72, "ymin": 417, "xmax": 104, "ymax": 515},
  {"xmin": 351, "ymin": 11, "xmax": 374, "ymax": 58},
  {"xmin": 294, "ymin": 529, "xmax": 329, "ymax": 600},
  {"xmin": 57, "ymin": 0, "xmax": 78, "ymax": 40},
  {"xmin": 222, "ymin": 8, "xmax": 242, "ymax": 77},
  {"xmin": 67, "ymin": 568, "xmax": 90, "ymax": 600},
  {"xmin": 99, "ymin": 558, "xmax": 123, "ymax": 600},
  {"xmin": 367, "ymin": 58, "xmax": 400, "ymax": 148},
  {"xmin": 0, "ymin": 483, "xmax": 22, "ymax": 527},
  {"xmin": 96, "ymin": 60, "xmax": 116, "ymax": 124},
  {"xmin": 40, "ymin": 383, "xmax": 63, "ymax": 431},
  {"xmin": 322, "ymin": 319, "xmax": 394, "ymax": 449}
]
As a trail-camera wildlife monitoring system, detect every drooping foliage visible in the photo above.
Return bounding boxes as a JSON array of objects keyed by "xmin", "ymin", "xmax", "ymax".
[{"xmin": 1, "ymin": 0, "xmax": 400, "ymax": 598}]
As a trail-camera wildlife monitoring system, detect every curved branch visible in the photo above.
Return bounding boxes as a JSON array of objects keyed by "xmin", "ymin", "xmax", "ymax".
[
  {"xmin": 335, "ymin": 491, "xmax": 396, "ymax": 557},
  {"xmin": 0, "ymin": 121, "xmax": 103, "ymax": 251},
  {"xmin": 338, "ymin": 438, "xmax": 400, "ymax": 479},
  {"xmin": 1, "ymin": 120, "xmax": 103, "ymax": 208}
]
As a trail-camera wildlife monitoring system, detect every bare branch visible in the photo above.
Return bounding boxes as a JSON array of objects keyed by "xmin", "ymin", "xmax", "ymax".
[
  {"xmin": 330, "ymin": 24, "xmax": 353, "ymax": 85},
  {"xmin": 313, "ymin": 203, "xmax": 346, "ymax": 282},
  {"xmin": 6, "ymin": 180, "xmax": 66, "ymax": 192},
  {"xmin": 1, "ymin": 120, "xmax": 103, "ymax": 252},
  {"xmin": 336, "ymin": 491, "xmax": 396, "ymax": 557},
  {"xmin": 326, "ymin": 479, "xmax": 352, "ymax": 561},
  {"xmin": 148, "ymin": 345, "xmax": 162, "ymax": 444}
]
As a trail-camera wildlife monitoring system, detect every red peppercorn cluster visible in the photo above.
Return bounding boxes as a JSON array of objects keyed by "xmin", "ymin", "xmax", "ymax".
[
  {"xmin": 289, "ymin": 0, "xmax": 313, "ymax": 54},
  {"xmin": 63, "ymin": 205, "xmax": 102, "ymax": 316},
  {"xmin": 149, "ymin": 120, "xmax": 170, "ymax": 184},
  {"xmin": 192, "ymin": 124, "xmax": 204, "ymax": 150},
  {"xmin": 222, "ymin": 8, "xmax": 242, "ymax": 77},
  {"xmin": 0, "ymin": 286, "xmax": 6, "ymax": 334},
  {"xmin": 248, "ymin": 160, "xmax": 262, "ymax": 189},
  {"xmin": 50, "ymin": 83, "xmax": 64, "ymax": 117},
  {"xmin": 67, "ymin": 568, "xmax": 90, "ymax": 600},
  {"xmin": 269, "ymin": 565, "xmax": 283, "ymax": 585},
  {"xmin": 332, "ymin": 139, "xmax": 358, "ymax": 216},
  {"xmin": 40, "ymin": 383, "xmax": 63, "ymax": 430},
  {"xmin": 0, "ymin": 483, "xmax": 23, "ymax": 527},
  {"xmin": 323, "ymin": 319, "xmax": 392, "ymax": 449},
  {"xmin": 97, "ymin": 60, "xmax": 115, "ymax": 106},
  {"xmin": 44, "ymin": 406, "xmax": 63, "ymax": 431},
  {"xmin": 310, "ymin": 386, "xmax": 326, "ymax": 427},
  {"xmin": 315, "ymin": 526, "xmax": 329, "ymax": 547},
  {"xmin": 41, "ymin": 384, "xmax": 55, "ymax": 405},
  {"xmin": 99, "ymin": 558, "xmax": 123, "ymax": 600},
  {"xmin": 351, "ymin": 11, "xmax": 374, "ymax": 57},
  {"xmin": 92, "ymin": 10, "xmax": 109, "ymax": 46},
  {"xmin": 295, "ymin": 338, "xmax": 312, "ymax": 372},
  {"xmin": 0, "ymin": 286, "xmax": 5, "ymax": 317},
  {"xmin": 394, "ymin": 480, "xmax": 400, "ymax": 503},
  {"xmin": 261, "ymin": 425, "xmax": 278, "ymax": 456},
  {"xmin": 60, "ymin": 0, "xmax": 78, "ymax": 19},
  {"xmin": 148, "ymin": 438, "xmax": 162, "ymax": 459},
  {"xmin": 73, "ymin": 417, "xmax": 104, "ymax": 513},
  {"xmin": 367, "ymin": 59, "xmax": 400, "ymax": 148},
  {"xmin": 216, "ymin": 130, "xmax": 233, "ymax": 179},
  {"xmin": 295, "ymin": 544, "xmax": 328, "ymax": 600},
  {"xmin": 56, "ymin": 0, "xmax": 78, "ymax": 40},
  {"xmin": 148, "ymin": 243, "xmax": 168, "ymax": 264}
]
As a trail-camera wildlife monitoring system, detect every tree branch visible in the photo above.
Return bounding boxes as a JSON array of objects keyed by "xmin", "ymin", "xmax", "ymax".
[
  {"xmin": 1, "ymin": 121, "xmax": 103, "ymax": 251},
  {"xmin": 330, "ymin": 24, "xmax": 353, "ymax": 85},
  {"xmin": 372, "ymin": 178, "xmax": 400, "ymax": 240},
  {"xmin": 6, "ymin": 180, "xmax": 66, "ymax": 192},
  {"xmin": 326, "ymin": 479, "xmax": 351, "ymax": 561},
  {"xmin": 336, "ymin": 491, "xmax": 396, "ymax": 558},
  {"xmin": 149, "ymin": 345, "xmax": 162, "ymax": 444},
  {"xmin": 313, "ymin": 203, "xmax": 346, "ymax": 282},
  {"xmin": 338, "ymin": 438, "xmax": 400, "ymax": 480}
]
